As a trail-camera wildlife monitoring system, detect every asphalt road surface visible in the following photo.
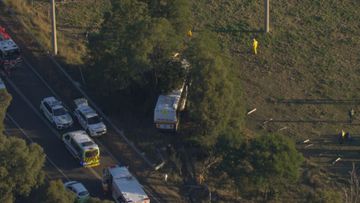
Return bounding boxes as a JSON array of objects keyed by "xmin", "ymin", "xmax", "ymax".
[
  {"xmin": 0, "ymin": 5, "xmax": 183, "ymax": 201},
  {"xmin": 4, "ymin": 66, "xmax": 114, "ymax": 200}
]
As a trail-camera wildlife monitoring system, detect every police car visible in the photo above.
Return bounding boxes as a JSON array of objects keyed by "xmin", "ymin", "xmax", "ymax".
[
  {"xmin": 40, "ymin": 96, "xmax": 73, "ymax": 129},
  {"xmin": 73, "ymin": 98, "xmax": 106, "ymax": 137}
]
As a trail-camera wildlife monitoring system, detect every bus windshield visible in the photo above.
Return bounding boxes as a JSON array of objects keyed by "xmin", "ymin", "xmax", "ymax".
[
  {"xmin": 3, "ymin": 49, "xmax": 20, "ymax": 60},
  {"xmin": 84, "ymin": 149, "xmax": 98, "ymax": 158}
]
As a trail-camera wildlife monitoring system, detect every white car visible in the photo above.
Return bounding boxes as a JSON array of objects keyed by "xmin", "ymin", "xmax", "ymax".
[
  {"xmin": 40, "ymin": 96, "xmax": 73, "ymax": 129},
  {"xmin": 73, "ymin": 98, "xmax": 106, "ymax": 137},
  {"xmin": 64, "ymin": 181, "xmax": 90, "ymax": 202}
]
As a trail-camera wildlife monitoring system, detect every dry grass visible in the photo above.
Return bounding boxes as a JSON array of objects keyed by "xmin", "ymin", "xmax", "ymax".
[
  {"xmin": 191, "ymin": 0, "xmax": 360, "ymax": 200},
  {"xmin": 3, "ymin": 0, "xmax": 110, "ymax": 65},
  {"xmin": 4, "ymin": 0, "xmax": 360, "ymax": 200}
]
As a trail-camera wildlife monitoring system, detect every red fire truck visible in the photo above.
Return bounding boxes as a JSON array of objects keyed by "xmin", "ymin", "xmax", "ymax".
[{"xmin": 0, "ymin": 26, "xmax": 21, "ymax": 74}]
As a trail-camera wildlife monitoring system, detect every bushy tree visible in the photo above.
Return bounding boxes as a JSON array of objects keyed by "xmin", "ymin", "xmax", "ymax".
[
  {"xmin": 0, "ymin": 89, "xmax": 12, "ymax": 130},
  {"xmin": 41, "ymin": 180, "xmax": 76, "ymax": 203},
  {"xmin": 145, "ymin": 0, "xmax": 193, "ymax": 34},
  {"xmin": 185, "ymin": 31, "xmax": 244, "ymax": 146},
  {"xmin": 0, "ymin": 132, "xmax": 45, "ymax": 202},
  {"xmin": 221, "ymin": 134, "xmax": 304, "ymax": 199},
  {"xmin": 0, "ymin": 88, "xmax": 46, "ymax": 202},
  {"xmin": 88, "ymin": 0, "xmax": 188, "ymax": 98}
]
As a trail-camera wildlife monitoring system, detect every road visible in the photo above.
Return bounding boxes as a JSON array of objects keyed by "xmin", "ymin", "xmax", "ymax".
[
  {"xmin": 0, "ymin": 6, "xmax": 183, "ymax": 202},
  {"xmin": 3, "ymin": 66, "xmax": 113, "ymax": 199}
]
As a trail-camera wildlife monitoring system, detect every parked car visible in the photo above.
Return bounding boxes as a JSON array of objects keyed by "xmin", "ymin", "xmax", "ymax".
[
  {"xmin": 73, "ymin": 98, "xmax": 106, "ymax": 137},
  {"xmin": 40, "ymin": 96, "xmax": 73, "ymax": 129},
  {"xmin": 64, "ymin": 181, "xmax": 90, "ymax": 203}
]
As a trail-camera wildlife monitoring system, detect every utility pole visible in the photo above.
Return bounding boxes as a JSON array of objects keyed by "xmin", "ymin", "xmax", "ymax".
[
  {"xmin": 264, "ymin": 0, "xmax": 270, "ymax": 33},
  {"xmin": 50, "ymin": 0, "xmax": 58, "ymax": 55}
]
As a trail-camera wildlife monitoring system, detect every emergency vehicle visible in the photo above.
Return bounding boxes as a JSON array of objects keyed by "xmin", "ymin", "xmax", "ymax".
[
  {"xmin": 40, "ymin": 96, "xmax": 73, "ymax": 129},
  {"xmin": 0, "ymin": 26, "xmax": 21, "ymax": 72},
  {"xmin": 102, "ymin": 165, "xmax": 150, "ymax": 203},
  {"xmin": 62, "ymin": 130, "xmax": 100, "ymax": 167},
  {"xmin": 73, "ymin": 98, "xmax": 107, "ymax": 137},
  {"xmin": 154, "ymin": 84, "xmax": 187, "ymax": 131},
  {"xmin": 154, "ymin": 57, "xmax": 189, "ymax": 131}
]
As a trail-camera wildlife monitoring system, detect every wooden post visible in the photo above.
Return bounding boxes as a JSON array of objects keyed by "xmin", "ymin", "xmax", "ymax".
[
  {"xmin": 51, "ymin": 0, "xmax": 58, "ymax": 55},
  {"xmin": 264, "ymin": 0, "xmax": 270, "ymax": 33}
]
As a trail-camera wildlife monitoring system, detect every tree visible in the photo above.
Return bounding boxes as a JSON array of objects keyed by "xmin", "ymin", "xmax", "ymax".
[
  {"xmin": 88, "ymin": 0, "xmax": 186, "ymax": 99},
  {"xmin": 0, "ymin": 89, "xmax": 12, "ymax": 130},
  {"xmin": 221, "ymin": 134, "xmax": 304, "ymax": 199},
  {"xmin": 145, "ymin": 0, "xmax": 193, "ymax": 34},
  {"xmin": 0, "ymin": 132, "xmax": 46, "ymax": 202},
  {"xmin": 184, "ymin": 31, "xmax": 244, "ymax": 146},
  {"xmin": 41, "ymin": 180, "xmax": 76, "ymax": 203},
  {"xmin": 0, "ymin": 88, "xmax": 45, "ymax": 202}
]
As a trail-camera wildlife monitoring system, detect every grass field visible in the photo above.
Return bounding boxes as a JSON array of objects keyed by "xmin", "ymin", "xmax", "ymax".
[
  {"xmin": 3, "ymin": 0, "xmax": 360, "ymax": 201},
  {"xmin": 3, "ymin": 0, "xmax": 111, "ymax": 64}
]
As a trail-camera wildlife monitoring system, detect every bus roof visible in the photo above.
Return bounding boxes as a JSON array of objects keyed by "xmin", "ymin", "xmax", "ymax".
[
  {"xmin": 155, "ymin": 87, "xmax": 183, "ymax": 111},
  {"xmin": 0, "ymin": 39, "xmax": 19, "ymax": 52},
  {"xmin": 108, "ymin": 166, "xmax": 149, "ymax": 202}
]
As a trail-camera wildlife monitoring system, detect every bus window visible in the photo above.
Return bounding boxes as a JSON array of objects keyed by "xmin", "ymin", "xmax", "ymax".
[{"xmin": 4, "ymin": 49, "xmax": 20, "ymax": 60}]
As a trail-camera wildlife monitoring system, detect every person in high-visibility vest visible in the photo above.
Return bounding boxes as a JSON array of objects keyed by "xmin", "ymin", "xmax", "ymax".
[
  {"xmin": 187, "ymin": 30, "xmax": 193, "ymax": 38},
  {"xmin": 253, "ymin": 38, "xmax": 258, "ymax": 55}
]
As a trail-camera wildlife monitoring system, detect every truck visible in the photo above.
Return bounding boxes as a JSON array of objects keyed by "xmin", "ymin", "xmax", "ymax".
[
  {"xmin": 154, "ymin": 58, "xmax": 189, "ymax": 131},
  {"xmin": 102, "ymin": 165, "xmax": 150, "ymax": 203},
  {"xmin": 0, "ymin": 26, "xmax": 21, "ymax": 73}
]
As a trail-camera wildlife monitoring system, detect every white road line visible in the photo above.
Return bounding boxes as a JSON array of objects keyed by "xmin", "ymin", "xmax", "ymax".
[
  {"xmin": 22, "ymin": 58, "xmax": 162, "ymax": 203},
  {"xmin": 6, "ymin": 113, "xmax": 70, "ymax": 181},
  {"xmin": 47, "ymin": 55, "xmax": 154, "ymax": 168},
  {"xmin": 2, "ymin": 19, "xmax": 162, "ymax": 203},
  {"xmin": 21, "ymin": 57, "xmax": 160, "ymax": 202},
  {"xmin": 22, "ymin": 58, "xmax": 125, "ymax": 165},
  {"xmin": 4, "ymin": 77, "xmax": 102, "ymax": 181}
]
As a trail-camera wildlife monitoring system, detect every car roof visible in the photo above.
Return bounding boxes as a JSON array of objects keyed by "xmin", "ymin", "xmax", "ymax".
[
  {"xmin": 78, "ymin": 105, "xmax": 98, "ymax": 118},
  {"xmin": 43, "ymin": 96, "xmax": 63, "ymax": 109},
  {"xmin": 65, "ymin": 181, "xmax": 88, "ymax": 194}
]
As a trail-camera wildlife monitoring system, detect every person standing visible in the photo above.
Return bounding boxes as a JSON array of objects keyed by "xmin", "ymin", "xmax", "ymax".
[
  {"xmin": 349, "ymin": 108, "xmax": 355, "ymax": 124},
  {"xmin": 253, "ymin": 38, "xmax": 259, "ymax": 55}
]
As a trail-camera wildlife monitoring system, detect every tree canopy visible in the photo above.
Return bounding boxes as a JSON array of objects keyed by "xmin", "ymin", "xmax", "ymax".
[
  {"xmin": 0, "ymin": 90, "xmax": 46, "ymax": 202},
  {"xmin": 221, "ymin": 134, "xmax": 304, "ymax": 197},
  {"xmin": 41, "ymin": 180, "xmax": 76, "ymax": 203},
  {"xmin": 185, "ymin": 31, "xmax": 244, "ymax": 146},
  {"xmin": 88, "ymin": 0, "xmax": 193, "ymax": 98}
]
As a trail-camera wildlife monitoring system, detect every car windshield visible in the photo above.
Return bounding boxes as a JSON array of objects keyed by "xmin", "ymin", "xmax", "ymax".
[
  {"xmin": 53, "ymin": 107, "xmax": 66, "ymax": 116},
  {"xmin": 87, "ymin": 115, "xmax": 101, "ymax": 125},
  {"xmin": 78, "ymin": 191, "xmax": 89, "ymax": 197},
  {"xmin": 3, "ymin": 49, "xmax": 20, "ymax": 60},
  {"xmin": 84, "ymin": 149, "xmax": 98, "ymax": 158},
  {"xmin": 81, "ymin": 141, "xmax": 94, "ymax": 147}
]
